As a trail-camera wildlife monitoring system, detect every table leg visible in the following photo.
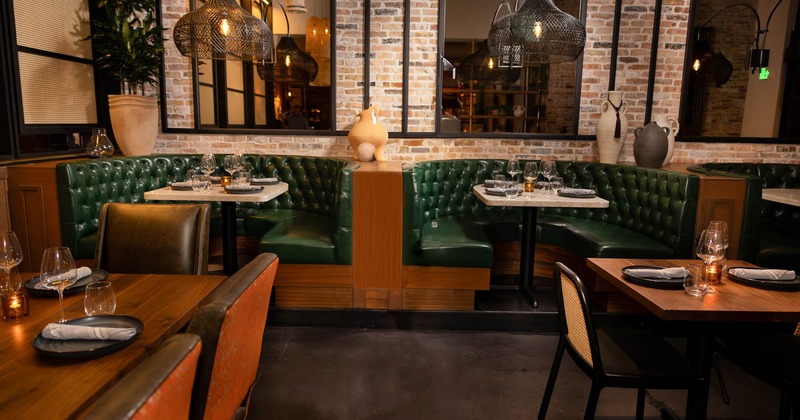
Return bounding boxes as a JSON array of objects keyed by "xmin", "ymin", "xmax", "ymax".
[
  {"xmin": 221, "ymin": 202, "xmax": 238, "ymax": 275},
  {"xmin": 686, "ymin": 330, "xmax": 712, "ymax": 419},
  {"xmin": 520, "ymin": 206, "xmax": 538, "ymax": 307}
]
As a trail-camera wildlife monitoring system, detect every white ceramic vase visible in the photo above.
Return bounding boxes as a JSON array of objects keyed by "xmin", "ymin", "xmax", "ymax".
[
  {"xmin": 108, "ymin": 95, "xmax": 158, "ymax": 156},
  {"xmin": 595, "ymin": 91, "xmax": 628, "ymax": 164},
  {"xmin": 654, "ymin": 115, "xmax": 680, "ymax": 166}
]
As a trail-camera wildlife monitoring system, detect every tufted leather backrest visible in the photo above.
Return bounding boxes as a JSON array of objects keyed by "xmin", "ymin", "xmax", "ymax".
[
  {"xmin": 404, "ymin": 159, "xmax": 699, "ymax": 258},
  {"xmin": 56, "ymin": 155, "xmax": 356, "ymax": 261}
]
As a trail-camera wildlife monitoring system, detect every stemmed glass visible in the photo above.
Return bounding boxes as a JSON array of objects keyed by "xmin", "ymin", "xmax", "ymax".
[
  {"xmin": 696, "ymin": 229, "xmax": 725, "ymax": 294},
  {"xmin": 540, "ymin": 160, "xmax": 557, "ymax": 194},
  {"xmin": 707, "ymin": 220, "xmax": 729, "ymax": 256},
  {"xmin": 0, "ymin": 232, "xmax": 23, "ymax": 296},
  {"xmin": 200, "ymin": 154, "xmax": 216, "ymax": 182},
  {"xmin": 40, "ymin": 247, "xmax": 77, "ymax": 323},
  {"xmin": 223, "ymin": 155, "xmax": 239, "ymax": 180},
  {"xmin": 523, "ymin": 162, "xmax": 539, "ymax": 196},
  {"xmin": 507, "ymin": 159, "xmax": 521, "ymax": 184},
  {"xmin": 233, "ymin": 153, "xmax": 246, "ymax": 173}
]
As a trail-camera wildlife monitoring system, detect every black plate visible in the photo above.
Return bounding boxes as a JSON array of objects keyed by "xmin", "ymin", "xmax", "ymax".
[
  {"xmin": 33, "ymin": 315, "xmax": 143, "ymax": 359},
  {"xmin": 557, "ymin": 189, "xmax": 597, "ymax": 198},
  {"xmin": 726, "ymin": 267, "xmax": 800, "ymax": 291},
  {"xmin": 25, "ymin": 269, "xmax": 109, "ymax": 297},
  {"xmin": 224, "ymin": 186, "xmax": 265, "ymax": 194},
  {"xmin": 621, "ymin": 265, "xmax": 686, "ymax": 290}
]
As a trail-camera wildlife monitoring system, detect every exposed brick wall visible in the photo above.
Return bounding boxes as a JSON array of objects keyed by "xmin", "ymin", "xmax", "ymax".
[{"xmin": 155, "ymin": 0, "xmax": 800, "ymax": 164}]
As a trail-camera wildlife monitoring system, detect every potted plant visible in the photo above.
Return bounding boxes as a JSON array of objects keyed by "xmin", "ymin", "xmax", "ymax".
[{"xmin": 88, "ymin": 0, "xmax": 165, "ymax": 156}]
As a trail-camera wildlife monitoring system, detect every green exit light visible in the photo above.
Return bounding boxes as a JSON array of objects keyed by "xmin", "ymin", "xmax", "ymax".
[{"xmin": 759, "ymin": 68, "xmax": 770, "ymax": 80}]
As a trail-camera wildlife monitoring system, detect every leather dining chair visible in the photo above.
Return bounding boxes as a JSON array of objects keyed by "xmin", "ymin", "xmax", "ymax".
[
  {"xmin": 95, "ymin": 203, "xmax": 211, "ymax": 274},
  {"xmin": 186, "ymin": 252, "xmax": 278, "ymax": 420},
  {"xmin": 83, "ymin": 333, "xmax": 202, "ymax": 420},
  {"xmin": 539, "ymin": 263, "xmax": 700, "ymax": 420}
]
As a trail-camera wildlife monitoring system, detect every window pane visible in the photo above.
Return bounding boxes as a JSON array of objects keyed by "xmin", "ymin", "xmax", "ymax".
[
  {"xmin": 200, "ymin": 85, "xmax": 215, "ymax": 125},
  {"xmin": 255, "ymin": 95, "xmax": 267, "ymax": 125},
  {"xmin": 228, "ymin": 90, "xmax": 245, "ymax": 125},
  {"xmin": 18, "ymin": 52, "xmax": 97, "ymax": 124},
  {"xmin": 227, "ymin": 61, "xmax": 244, "ymax": 91},
  {"xmin": 14, "ymin": 0, "xmax": 92, "ymax": 59}
]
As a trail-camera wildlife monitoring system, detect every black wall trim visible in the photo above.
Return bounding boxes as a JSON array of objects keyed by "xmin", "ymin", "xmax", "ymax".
[
  {"xmin": 363, "ymin": 0, "xmax": 371, "ymax": 110},
  {"xmin": 645, "ymin": 0, "xmax": 663, "ymax": 124},
  {"xmin": 401, "ymin": 0, "xmax": 410, "ymax": 133},
  {"xmin": 435, "ymin": 0, "xmax": 445, "ymax": 135},
  {"xmin": 609, "ymin": 0, "xmax": 623, "ymax": 91},
  {"xmin": 572, "ymin": 0, "xmax": 588, "ymax": 137}
]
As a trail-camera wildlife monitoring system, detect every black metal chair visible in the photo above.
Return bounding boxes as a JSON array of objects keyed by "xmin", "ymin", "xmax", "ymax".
[{"xmin": 538, "ymin": 262, "xmax": 701, "ymax": 420}]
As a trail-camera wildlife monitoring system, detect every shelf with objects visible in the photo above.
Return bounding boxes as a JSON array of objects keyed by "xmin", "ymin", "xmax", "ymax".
[{"xmin": 442, "ymin": 40, "xmax": 549, "ymax": 134}]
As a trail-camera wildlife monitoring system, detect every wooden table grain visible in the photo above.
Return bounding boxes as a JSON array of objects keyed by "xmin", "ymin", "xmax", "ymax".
[{"xmin": 0, "ymin": 272, "xmax": 226, "ymax": 419}]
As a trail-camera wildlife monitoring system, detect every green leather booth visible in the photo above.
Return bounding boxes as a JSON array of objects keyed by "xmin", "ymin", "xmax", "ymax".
[
  {"xmin": 403, "ymin": 159, "xmax": 700, "ymax": 268},
  {"xmin": 689, "ymin": 163, "xmax": 800, "ymax": 271},
  {"xmin": 56, "ymin": 155, "xmax": 356, "ymax": 265}
]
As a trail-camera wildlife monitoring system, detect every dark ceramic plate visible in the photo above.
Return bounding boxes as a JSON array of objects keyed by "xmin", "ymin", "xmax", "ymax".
[
  {"xmin": 621, "ymin": 265, "xmax": 686, "ymax": 290},
  {"xmin": 25, "ymin": 269, "xmax": 109, "ymax": 297},
  {"xmin": 224, "ymin": 186, "xmax": 265, "ymax": 194},
  {"xmin": 557, "ymin": 189, "xmax": 597, "ymax": 198},
  {"xmin": 32, "ymin": 315, "xmax": 143, "ymax": 359},
  {"xmin": 726, "ymin": 267, "xmax": 800, "ymax": 291}
]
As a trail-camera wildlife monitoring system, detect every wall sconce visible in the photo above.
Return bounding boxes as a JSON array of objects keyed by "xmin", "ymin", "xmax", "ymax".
[{"xmin": 692, "ymin": 0, "xmax": 784, "ymax": 76}]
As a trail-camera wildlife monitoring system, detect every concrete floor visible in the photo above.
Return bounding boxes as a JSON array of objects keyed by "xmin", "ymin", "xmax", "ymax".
[{"xmin": 249, "ymin": 326, "xmax": 781, "ymax": 420}]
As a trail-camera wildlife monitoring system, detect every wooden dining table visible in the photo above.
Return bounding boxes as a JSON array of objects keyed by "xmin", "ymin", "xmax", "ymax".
[
  {"xmin": 0, "ymin": 272, "xmax": 226, "ymax": 419},
  {"xmin": 588, "ymin": 257, "xmax": 800, "ymax": 418}
]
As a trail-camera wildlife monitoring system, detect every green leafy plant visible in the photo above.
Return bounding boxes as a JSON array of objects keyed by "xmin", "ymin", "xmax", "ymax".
[{"xmin": 88, "ymin": 0, "xmax": 165, "ymax": 95}]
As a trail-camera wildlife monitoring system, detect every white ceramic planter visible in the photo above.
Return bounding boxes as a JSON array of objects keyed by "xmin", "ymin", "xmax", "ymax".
[{"xmin": 108, "ymin": 95, "xmax": 158, "ymax": 156}]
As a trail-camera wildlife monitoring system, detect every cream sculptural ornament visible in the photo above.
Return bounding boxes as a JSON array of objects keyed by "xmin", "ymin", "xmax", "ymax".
[{"xmin": 348, "ymin": 106, "xmax": 388, "ymax": 162}]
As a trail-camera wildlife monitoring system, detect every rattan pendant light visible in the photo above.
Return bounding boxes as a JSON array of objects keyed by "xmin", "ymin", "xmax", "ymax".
[
  {"xmin": 457, "ymin": 40, "xmax": 521, "ymax": 85},
  {"xmin": 173, "ymin": 0, "xmax": 273, "ymax": 61},
  {"xmin": 255, "ymin": 1, "xmax": 318, "ymax": 83},
  {"xmin": 488, "ymin": 0, "xmax": 586, "ymax": 65}
]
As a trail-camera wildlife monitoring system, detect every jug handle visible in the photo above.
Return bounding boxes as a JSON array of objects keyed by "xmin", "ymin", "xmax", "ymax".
[
  {"xmin": 600, "ymin": 101, "xmax": 609, "ymax": 113},
  {"xmin": 620, "ymin": 102, "xmax": 627, "ymax": 113},
  {"xmin": 634, "ymin": 127, "xmax": 642, "ymax": 136},
  {"xmin": 354, "ymin": 113, "xmax": 361, "ymax": 124},
  {"xmin": 668, "ymin": 117, "xmax": 680, "ymax": 135}
]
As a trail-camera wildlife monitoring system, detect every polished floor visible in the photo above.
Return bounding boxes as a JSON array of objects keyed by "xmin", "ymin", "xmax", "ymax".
[{"xmin": 249, "ymin": 291, "xmax": 782, "ymax": 420}]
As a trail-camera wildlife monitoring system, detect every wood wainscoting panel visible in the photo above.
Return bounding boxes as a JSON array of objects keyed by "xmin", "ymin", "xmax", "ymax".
[
  {"xmin": 402, "ymin": 289, "xmax": 475, "ymax": 311},
  {"xmin": 402, "ymin": 266, "xmax": 491, "ymax": 290},
  {"xmin": 352, "ymin": 162, "xmax": 403, "ymax": 309},
  {"xmin": 274, "ymin": 264, "xmax": 353, "ymax": 287},
  {"xmin": 275, "ymin": 286, "xmax": 354, "ymax": 308}
]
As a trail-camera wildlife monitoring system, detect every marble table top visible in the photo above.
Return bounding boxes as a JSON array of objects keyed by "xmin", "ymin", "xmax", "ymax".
[
  {"xmin": 762, "ymin": 188, "xmax": 800, "ymax": 207},
  {"xmin": 144, "ymin": 182, "xmax": 288, "ymax": 203},
  {"xmin": 473, "ymin": 184, "xmax": 609, "ymax": 208}
]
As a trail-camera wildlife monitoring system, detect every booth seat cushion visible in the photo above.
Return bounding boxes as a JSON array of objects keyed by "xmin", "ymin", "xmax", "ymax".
[
  {"xmin": 559, "ymin": 218, "xmax": 677, "ymax": 258},
  {"xmin": 243, "ymin": 209, "xmax": 301, "ymax": 237},
  {"xmin": 258, "ymin": 213, "xmax": 337, "ymax": 264},
  {"xmin": 757, "ymin": 230, "xmax": 800, "ymax": 272},
  {"xmin": 409, "ymin": 215, "xmax": 494, "ymax": 268}
]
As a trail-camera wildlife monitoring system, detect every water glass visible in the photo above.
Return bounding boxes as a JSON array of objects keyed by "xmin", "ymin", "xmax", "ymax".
[
  {"xmin": 191, "ymin": 173, "xmax": 208, "ymax": 191},
  {"xmin": 551, "ymin": 176, "xmax": 564, "ymax": 193},
  {"xmin": 84, "ymin": 281, "xmax": 116, "ymax": 316},
  {"xmin": 684, "ymin": 264, "xmax": 708, "ymax": 297},
  {"xmin": 234, "ymin": 171, "xmax": 251, "ymax": 186},
  {"xmin": 503, "ymin": 180, "xmax": 518, "ymax": 199}
]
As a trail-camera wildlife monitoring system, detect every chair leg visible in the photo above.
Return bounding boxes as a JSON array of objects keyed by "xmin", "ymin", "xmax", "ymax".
[
  {"xmin": 779, "ymin": 389, "xmax": 791, "ymax": 420},
  {"xmin": 538, "ymin": 337, "xmax": 566, "ymax": 420},
  {"xmin": 636, "ymin": 387, "xmax": 645, "ymax": 420},
  {"xmin": 712, "ymin": 352, "xmax": 730, "ymax": 405},
  {"xmin": 584, "ymin": 381, "xmax": 603, "ymax": 420}
]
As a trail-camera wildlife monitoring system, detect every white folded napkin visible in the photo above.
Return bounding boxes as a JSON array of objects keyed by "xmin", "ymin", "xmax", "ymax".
[
  {"xmin": 170, "ymin": 181, "xmax": 193, "ymax": 188},
  {"xmin": 484, "ymin": 180, "xmax": 498, "ymax": 187},
  {"xmin": 560, "ymin": 188, "xmax": 596, "ymax": 195},
  {"xmin": 225, "ymin": 185, "xmax": 261, "ymax": 191},
  {"xmin": 485, "ymin": 187, "xmax": 522, "ymax": 196},
  {"xmin": 624, "ymin": 267, "xmax": 688, "ymax": 279},
  {"xmin": 35, "ymin": 267, "xmax": 93, "ymax": 290},
  {"xmin": 729, "ymin": 268, "xmax": 796, "ymax": 281},
  {"xmin": 42, "ymin": 323, "xmax": 136, "ymax": 341},
  {"xmin": 251, "ymin": 177, "xmax": 278, "ymax": 183},
  {"xmin": 209, "ymin": 176, "xmax": 222, "ymax": 184}
]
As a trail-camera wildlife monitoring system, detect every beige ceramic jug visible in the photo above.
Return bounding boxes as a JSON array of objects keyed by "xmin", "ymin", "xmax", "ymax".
[{"xmin": 348, "ymin": 106, "xmax": 388, "ymax": 162}]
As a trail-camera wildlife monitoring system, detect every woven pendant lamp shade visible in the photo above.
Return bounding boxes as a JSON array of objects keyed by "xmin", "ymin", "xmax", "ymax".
[
  {"xmin": 488, "ymin": 0, "xmax": 585, "ymax": 64},
  {"xmin": 173, "ymin": 0, "xmax": 273, "ymax": 61},
  {"xmin": 257, "ymin": 37, "xmax": 319, "ymax": 83},
  {"xmin": 457, "ymin": 40, "xmax": 521, "ymax": 85}
]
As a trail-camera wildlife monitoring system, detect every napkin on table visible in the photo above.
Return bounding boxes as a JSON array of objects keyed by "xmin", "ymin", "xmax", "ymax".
[
  {"xmin": 483, "ymin": 179, "xmax": 498, "ymax": 187},
  {"xmin": 251, "ymin": 177, "xmax": 278, "ymax": 184},
  {"xmin": 42, "ymin": 323, "xmax": 136, "ymax": 341},
  {"xmin": 34, "ymin": 267, "xmax": 93, "ymax": 290},
  {"xmin": 170, "ymin": 181, "xmax": 193, "ymax": 188},
  {"xmin": 624, "ymin": 267, "xmax": 688, "ymax": 279},
  {"xmin": 485, "ymin": 187, "xmax": 522, "ymax": 196},
  {"xmin": 225, "ymin": 185, "xmax": 261, "ymax": 191},
  {"xmin": 728, "ymin": 268, "xmax": 796, "ymax": 281},
  {"xmin": 560, "ymin": 188, "xmax": 596, "ymax": 196}
]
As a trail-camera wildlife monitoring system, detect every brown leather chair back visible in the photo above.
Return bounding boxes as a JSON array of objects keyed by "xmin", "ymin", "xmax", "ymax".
[
  {"xmin": 95, "ymin": 203, "xmax": 211, "ymax": 274},
  {"xmin": 186, "ymin": 253, "xmax": 278, "ymax": 420},
  {"xmin": 83, "ymin": 334, "xmax": 202, "ymax": 420}
]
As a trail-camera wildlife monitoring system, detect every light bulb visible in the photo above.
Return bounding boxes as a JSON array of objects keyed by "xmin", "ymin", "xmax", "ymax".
[
  {"xmin": 488, "ymin": 57, "xmax": 494, "ymax": 70},
  {"xmin": 533, "ymin": 21, "xmax": 543, "ymax": 40},
  {"xmin": 220, "ymin": 19, "xmax": 230, "ymax": 36},
  {"xmin": 325, "ymin": 24, "xmax": 329, "ymax": 36},
  {"xmin": 288, "ymin": 91, "xmax": 292, "ymax": 97},
  {"xmin": 692, "ymin": 58, "xmax": 701, "ymax": 72},
  {"xmin": 313, "ymin": 25, "xmax": 317, "ymax": 36},
  {"xmin": 285, "ymin": 54, "xmax": 291, "ymax": 67}
]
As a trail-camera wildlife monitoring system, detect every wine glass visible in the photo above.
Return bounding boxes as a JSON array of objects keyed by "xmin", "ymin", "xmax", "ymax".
[
  {"xmin": 200, "ymin": 154, "xmax": 216, "ymax": 182},
  {"xmin": 233, "ymin": 153, "xmax": 246, "ymax": 173},
  {"xmin": 523, "ymin": 162, "xmax": 539, "ymax": 195},
  {"xmin": 696, "ymin": 230, "xmax": 724, "ymax": 294},
  {"xmin": 40, "ymin": 247, "xmax": 77, "ymax": 323},
  {"xmin": 540, "ymin": 160, "xmax": 557, "ymax": 194},
  {"xmin": 0, "ymin": 232, "xmax": 23, "ymax": 296},
  {"xmin": 706, "ymin": 220, "xmax": 729, "ymax": 256},
  {"xmin": 223, "ymin": 155, "xmax": 238, "ymax": 179},
  {"xmin": 507, "ymin": 159, "xmax": 521, "ymax": 184}
]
